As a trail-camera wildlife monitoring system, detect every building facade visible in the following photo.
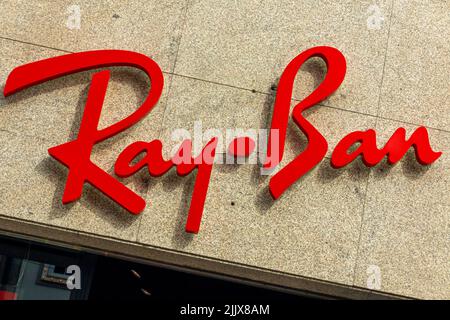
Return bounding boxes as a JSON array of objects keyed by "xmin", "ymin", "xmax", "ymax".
[{"xmin": 0, "ymin": 0, "xmax": 448, "ymax": 299}]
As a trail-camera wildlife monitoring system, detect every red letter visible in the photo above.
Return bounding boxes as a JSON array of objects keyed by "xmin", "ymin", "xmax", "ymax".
[
  {"xmin": 115, "ymin": 140, "xmax": 172, "ymax": 177},
  {"xmin": 264, "ymin": 46, "xmax": 347, "ymax": 199},
  {"xmin": 331, "ymin": 127, "xmax": 442, "ymax": 168},
  {"xmin": 114, "ymin": 137, "xmax": 219, "ymax": 233},
  {"xmin": 4, "ymin": 50, "xmax": 164, "ymax": 214}
]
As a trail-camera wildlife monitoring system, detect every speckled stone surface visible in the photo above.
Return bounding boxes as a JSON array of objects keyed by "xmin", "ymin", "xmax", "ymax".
[
  {"xmin": 159, "ymin": 75, "xmax": 377, "ymax": 159},
  {"xmin": 158, "ymin": 74, "xmax": 268, "ymax": 156},
  {"xmin": 138, "ymin": 159, "xmax": 368, "ymax": 285},
  {"xmin": 353, "ymin": 119, "xmax": 450, "ymax": 299},
  {"xmin": 175, "ymin": 0, "xmax": 394, "ymax": 115},
  {"xmin": 377, "ymin": 0, "xmax": 450, "ymax": 130},
  {"xmin": 0, "ymin": 130, "xmax": 142, "ymax": 240},
  {"xmin": 0, "ymin": 0, "xmax": 189, "ymax": 72},
  {"xmin": 0, "ymin": 40, "xmax": 170, "ymax": 240},
  {"xmin": 0, "ymin": 0, "xmax": 449, "ymax": 299}
]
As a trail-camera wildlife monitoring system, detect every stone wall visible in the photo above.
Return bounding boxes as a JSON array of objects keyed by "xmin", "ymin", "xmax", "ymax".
[{"xmin": 0, "ymin": 0, "xmax": 448, "ymax": 299}]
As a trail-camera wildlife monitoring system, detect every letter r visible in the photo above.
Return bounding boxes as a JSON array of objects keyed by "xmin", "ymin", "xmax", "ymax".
[
  {"xmin": 48, "ymin": 70, "xmax": 146, "ymax": 213},
  {"xmin": 3, "ymin": 50, "xmax": 164, "ymax": 214}
]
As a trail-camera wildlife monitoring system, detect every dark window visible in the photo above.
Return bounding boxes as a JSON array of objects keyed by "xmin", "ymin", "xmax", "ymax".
[{"xmin": 0, "ymin": 234, "xmax": 321, "ymax": 300}]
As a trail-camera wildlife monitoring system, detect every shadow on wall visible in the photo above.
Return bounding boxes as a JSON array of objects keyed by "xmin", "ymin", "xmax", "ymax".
[
  {"xmin": 0, "ymin": 59, "xmax": 434, "ymax": 243},
  {"xmin": 251, "ymin": 56, "xmax": 433, "ymax": 215},
  {"xmin": 2, "ymin": 67, "xmax": 154, "ymax": 231}
]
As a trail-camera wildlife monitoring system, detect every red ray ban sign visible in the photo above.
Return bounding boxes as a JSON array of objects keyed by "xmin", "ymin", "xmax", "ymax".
[{"xmin": 3, "ymin": 47, "xmax": 442, "ymax": 233}]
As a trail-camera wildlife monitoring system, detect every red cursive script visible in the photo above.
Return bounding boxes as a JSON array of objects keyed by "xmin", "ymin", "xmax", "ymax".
[
  {"xmin": 3, "ymin": 50, "xmax": 217, "ymax": 233},
  {"xmin": 3, "ymin": 47, "xmax": 442, "ymax": 234},
  {"xmin": 262, "ymin": 46, "xmax": 441, "ymax": 199}
]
